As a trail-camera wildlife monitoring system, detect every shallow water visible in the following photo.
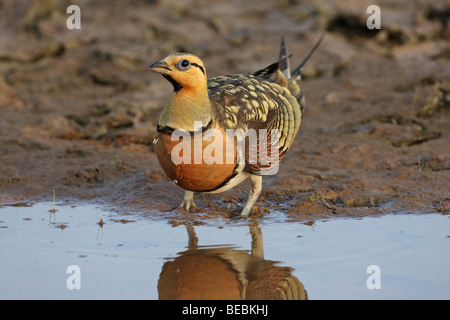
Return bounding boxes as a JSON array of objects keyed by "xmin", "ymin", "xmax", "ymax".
[{"xmin": 0, "ymin": 202, "xmax": 449, "ymax": 299}]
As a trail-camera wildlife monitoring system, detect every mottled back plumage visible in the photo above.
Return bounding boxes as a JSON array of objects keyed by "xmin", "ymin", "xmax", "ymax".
[
  {"xmin": 205, "ymin": 35, "xmax": 325, "ymax": 175},
  {"xmin": 207, "ymin": 73, "xmax": 302, "ymax": 175}
]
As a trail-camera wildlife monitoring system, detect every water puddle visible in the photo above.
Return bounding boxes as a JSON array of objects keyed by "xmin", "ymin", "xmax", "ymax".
[{"xmin": 0, "ymin": 202, "xmax": 449, "ymax": 299}]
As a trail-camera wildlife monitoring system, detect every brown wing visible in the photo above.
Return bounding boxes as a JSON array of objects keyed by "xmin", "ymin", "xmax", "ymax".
[{"xmin": 207, "ymin": 72, "xmax": 303, "ymax": 175}]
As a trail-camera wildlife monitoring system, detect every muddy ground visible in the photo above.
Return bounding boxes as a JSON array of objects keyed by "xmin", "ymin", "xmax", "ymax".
[{"xmin": 0, "ymin": 0, "xmax": 448, "ymax": 224}]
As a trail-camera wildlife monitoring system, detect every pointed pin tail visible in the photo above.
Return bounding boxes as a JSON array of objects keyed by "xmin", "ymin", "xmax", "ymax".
[
  {"xmin": 252, "ymin": 34, "xmax": 324, "ymax": 80},
  {"xmin": 291, "ymin": 33, "xmax": 324, "ymax": 76}
]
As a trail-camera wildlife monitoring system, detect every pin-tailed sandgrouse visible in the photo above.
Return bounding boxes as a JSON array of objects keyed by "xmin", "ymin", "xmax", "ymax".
[{"xmin": 150, "ymin": 36, "xmax": 323, "ymax": 216}]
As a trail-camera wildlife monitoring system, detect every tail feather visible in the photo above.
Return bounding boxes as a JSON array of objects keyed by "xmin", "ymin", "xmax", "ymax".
[
  {"xmin": 252, "ymin": 61, "xmax": 279, "ymax": 79},
  {"xmin": 252, "ymin": 34, "xmax": 324, "ymax": 80},
  {"xmin": 278, "ymin": 36, "xmax": 291, "ymax": 79},
  {"xmin": 291, "ymin": 34, "xmax": 324, "ymax": 76}
]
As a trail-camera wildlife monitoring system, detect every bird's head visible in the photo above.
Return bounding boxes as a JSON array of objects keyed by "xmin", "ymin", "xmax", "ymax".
[{"xmin": 150, "ymin": 53, "xmax": 207, "ymax": 93}]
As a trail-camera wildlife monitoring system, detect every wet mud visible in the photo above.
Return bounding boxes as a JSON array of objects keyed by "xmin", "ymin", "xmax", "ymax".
[{"xmin": 0, "ymin": 0, "xmax": 449, "ymax": 224}]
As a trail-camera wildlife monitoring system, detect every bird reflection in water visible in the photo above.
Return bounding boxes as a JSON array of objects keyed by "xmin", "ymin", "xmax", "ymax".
[{"xmin": 158, "ymin": 222, "xmax": 307, "ymax": 300}]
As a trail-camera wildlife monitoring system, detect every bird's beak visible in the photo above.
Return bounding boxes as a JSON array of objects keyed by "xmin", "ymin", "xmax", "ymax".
[{"xmin": 150, "ymin": 59, "xmax": 171, "ymax": 74}]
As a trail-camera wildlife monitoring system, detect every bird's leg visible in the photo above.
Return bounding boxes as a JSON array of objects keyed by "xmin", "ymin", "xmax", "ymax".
[
  {"xmin": 249, "ymin": 223, "xmax": 264, "ymax": 259},
  {"xmin": 180, "ymin": 190, "xmax": 197, "ymax": 211},
  {"xmin": 240, "ymin": 175, "xmax": 262, "ymax": 217},
  {"xmin": 186, "ymin": 225, "xmax": 198, "ymax": 249}
]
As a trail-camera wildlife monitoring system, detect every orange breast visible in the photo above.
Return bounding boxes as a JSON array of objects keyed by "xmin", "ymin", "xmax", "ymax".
[{"xmin": 155, "ymin": 124, "xmax": 238, "ymax": 192}]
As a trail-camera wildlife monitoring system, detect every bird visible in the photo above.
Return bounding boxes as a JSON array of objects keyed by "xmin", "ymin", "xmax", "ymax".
[
  {"xmin": 150, "ymin": 35, "xmax": 323, "ymax": 216},
  {"xmin": 158, "ymin": 224, "xmax": 307, "ymax": 299}
]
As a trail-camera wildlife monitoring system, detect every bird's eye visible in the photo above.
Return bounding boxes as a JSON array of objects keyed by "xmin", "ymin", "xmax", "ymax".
[{"xmin": 176, "ymin": 59, "xmax": 191, "ymax": 71}]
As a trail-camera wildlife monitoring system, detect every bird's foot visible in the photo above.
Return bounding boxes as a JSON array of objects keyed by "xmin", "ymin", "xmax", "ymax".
[
  {"xmin": 179, "ymin": 191, "xmax": 197, "ymax": 212},
  {"xmin": 180, "ymin": 198, "xmax": 197, "ymax": 211}
]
